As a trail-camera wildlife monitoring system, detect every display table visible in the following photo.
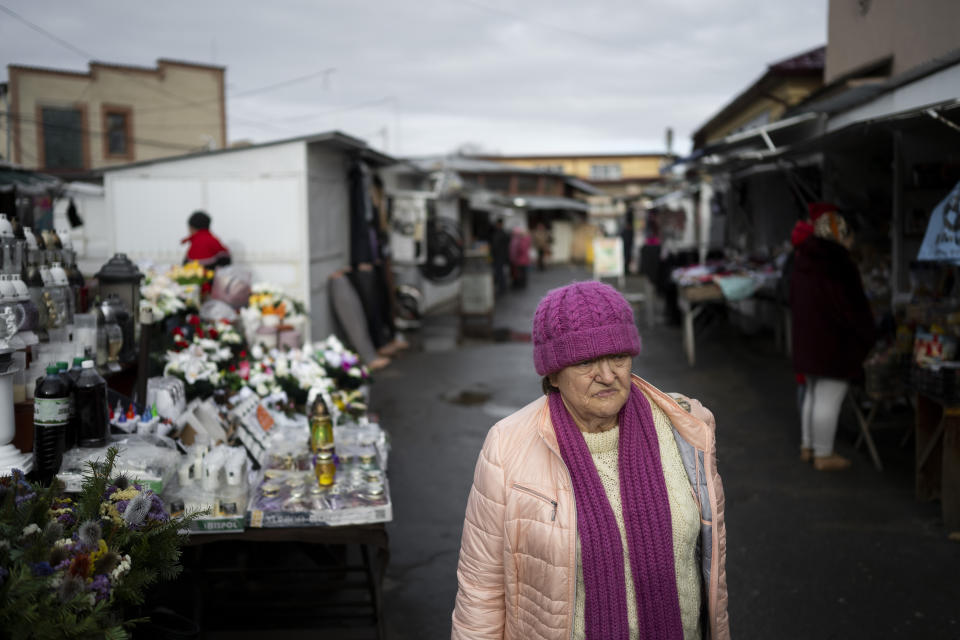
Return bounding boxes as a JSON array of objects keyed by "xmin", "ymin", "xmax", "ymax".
[
  {"xmin": 182, "ymin": 523, "xmax": 389, "ymax": 638},
  {"xmin": 676, "ymin": 279, "xmax": 788, "ymax": 366},
  {"xmin": 677, "ymin": 283, "xmax": 724, "ymax": 366},
  {"xmin": 914, "ymin": 393, "xmax": 960, "ymax": 532}
]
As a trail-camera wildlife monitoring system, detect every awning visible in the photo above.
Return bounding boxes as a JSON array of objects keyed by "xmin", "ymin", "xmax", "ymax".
[
  {"xmin": 509, "ymin": 195, "xmax": 589, "ymax": 212},
  {"xmin": 0, "ymin": 165, "xmax": 61, "ymax": 194}
]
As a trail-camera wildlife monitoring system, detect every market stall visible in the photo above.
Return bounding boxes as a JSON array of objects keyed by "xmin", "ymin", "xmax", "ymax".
[
  {"xmin": 1, "ymin": 245, "xmax": 394, "ymax": 635},
  {"xmin": 671, "ymin": 259, "xmax": 783, "ymax": 365}
]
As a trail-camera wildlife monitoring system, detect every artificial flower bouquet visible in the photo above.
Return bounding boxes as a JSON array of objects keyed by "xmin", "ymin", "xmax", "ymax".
[
  {"xmin": 246, "ymin": 283, "xmax": 306, "ymax": 320},
  {"xmin": 311, "ymin": 335, "xmax": 371, "ymax": 391},
  {"xmin": 0, "ymin": 448, "xmax": 197, "ymax": 639},
  {"xmin": 140, "ymin": 271, "xmax": 187, "ymax": 320},
  {"xmin": 141, "ymin": 263, "xmax": 214, "ymax": 320},
  {"xmin": 168, "ymin": 261, "xmax": 215, "ymax": 289}
]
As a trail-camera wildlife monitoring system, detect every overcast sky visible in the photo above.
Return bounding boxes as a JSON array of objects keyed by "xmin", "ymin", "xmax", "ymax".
[{"xmin": 1, "ymin": 0, "xmax": 827, "ymax": 158}]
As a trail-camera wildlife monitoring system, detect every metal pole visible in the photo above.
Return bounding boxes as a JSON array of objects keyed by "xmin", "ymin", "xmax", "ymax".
[
  {"xmin": 891, "ymin": 130, "xmax": 903, "ymax": 301},
  {"xmin": 1, "ymin": 84, "xmax": 11, "ymax": 162}
]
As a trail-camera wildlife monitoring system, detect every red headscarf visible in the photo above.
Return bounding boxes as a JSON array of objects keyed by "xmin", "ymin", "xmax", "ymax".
[{"xmin": 790, "ymin": 220, "xmax": 814, "ymax": 247}]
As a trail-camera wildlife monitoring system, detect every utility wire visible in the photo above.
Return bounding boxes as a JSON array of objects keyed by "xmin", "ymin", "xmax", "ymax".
[
  {"xmin": 458, "ymin": 0, "xmax": 611, "ymax": 47},
  {"xmin": 231, "ymin": 67, "xmax": 337, "ymax": 98},
  {"xmin": 133, "ymin": 67, "xmax": 338, "ymax": 115},
  {"xmin": 1, "ymin": 3, "xmax": 202, "ymax": 107},
  {"xmin": 3, "ymin": 110, "xmax": 208, "ymax": 152},
  {"xmin": 270, "ymin": 96, "xmax": 397, "ymax": 123},
  {"xmin": 0, "ymin": 3, "xmax": 392, "ymax": 143},
  {"xmin": 0, "ymin": 3, "xmax": 92, "ymax": 60}
]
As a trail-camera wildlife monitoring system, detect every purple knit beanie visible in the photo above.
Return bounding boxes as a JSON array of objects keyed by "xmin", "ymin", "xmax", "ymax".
[{"xmin": 532, "ymin": 281, "xmax": 641, "ymax": 376}]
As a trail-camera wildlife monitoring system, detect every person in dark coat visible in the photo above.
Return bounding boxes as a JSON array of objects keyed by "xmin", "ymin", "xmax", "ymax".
[
  {"xmin": 790, "ymin": 202, "xmax": 876, "ymax": 471},
  {"xmin": 490, "ymin": 218, "xmax": 510, "ymax": 295}
]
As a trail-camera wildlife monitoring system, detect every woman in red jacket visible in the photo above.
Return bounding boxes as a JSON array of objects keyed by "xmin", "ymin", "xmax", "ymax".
[
  {"xmin": 182, "ymin": 210, "xmax": 231, "ymax": 268},
  {"xmin": 790, "ymin": 202, "xmax": 876, "ymax": 470}
]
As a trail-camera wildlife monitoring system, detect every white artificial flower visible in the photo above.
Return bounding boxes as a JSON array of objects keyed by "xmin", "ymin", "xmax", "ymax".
[
  {"xmin": 323, "ymin": 350, "xmax": 342, "ymax": 368},
  {"xmin": 348, "ymin": 366, "xmax": 362, "ymax": 378},
  {"xmin": 21, "ymin": 523, "xmax": 41, "ymax": 537},
  {"xmin": 324, "ymin": 335, "xmax": 345, "ymax": 352},
  {"xmin": 251, "ymin": 344, "xmax": 264, "ymax": 361},
  {"xmin": 255, "ymin": 383, "xmax": 269, "ymax": 396}
]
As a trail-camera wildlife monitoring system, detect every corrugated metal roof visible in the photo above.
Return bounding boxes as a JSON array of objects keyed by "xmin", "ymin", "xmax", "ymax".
[
  {"xmin": 0, "ymin": 164, "xmax": 61, "ymax": 194},
  {"xmin": 408, "ymin": 155, "xmax": 545, "ymax": 175},
  {"xmin": 792, "ymin": 46, "xmax": 960, "ymax": 117},
  {"xmin": 406, "ymin": 155, "xmax": 601, "ymax": 195},
  {"xmin": 98, "ymin": 130, "xmax": 396, "ymax": 173},
  {"xmin": 508, "ymin": 195, "xmax": 589, "ymax": 212},
  {"xmin": 769, "ymin": 46, "xmax": 826, "ymax": 74}
]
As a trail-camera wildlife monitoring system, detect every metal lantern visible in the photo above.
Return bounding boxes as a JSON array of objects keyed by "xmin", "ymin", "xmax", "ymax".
[{"xmin": 95, "ymin": 253, "xmax": 143, "ymax": 321}]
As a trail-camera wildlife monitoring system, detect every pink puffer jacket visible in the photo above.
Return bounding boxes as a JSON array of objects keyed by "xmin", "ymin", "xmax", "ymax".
[{"xmin": 451, "ymin": 375, "xmax": 730, "ymax": 640}]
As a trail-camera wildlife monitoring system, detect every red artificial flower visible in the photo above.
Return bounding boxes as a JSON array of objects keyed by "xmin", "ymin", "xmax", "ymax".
[
  {"xmin": 228, "ymin": 364, "xmax": 237, "ymax": 372},
  {"xmin": 172, "ymin": 327, "xmax": 184, "ymax": 337},
  {"xmin": 239, "ymin": 350, "xmax": 247, "ymax": 358},
  {"xmin": 196, "ymin": 328, "xmax": 205, "ymax": 339},
  {"xmin": 208, "ymin": 329, "xmax": 219, "ymax": 339},
  {"xmin": 201, "ymin": 281, "xmax": 212, "ymax": 294},
  {"xmin": 68, "ymin": 553, "xmax": 92, "ymax": 578},
  {"xmin": 187, "ymin": 315, "xmax": 201, "ymax": 327}
]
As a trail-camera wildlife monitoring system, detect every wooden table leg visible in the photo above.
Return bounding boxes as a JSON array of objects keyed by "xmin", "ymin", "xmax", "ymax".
[
  {"xmin": 852, "ymin": 399, "xmax": 883, "ymax": 471},
  {"xmin": 680, "ymin": 300, "xmax": 701, "ymax": 367},
  {"xmin": 915, "ymin": 394, "xmax": 945, "ymax": 501},
  {"xmin": 942, "ymin": 412, "xmax": 960, "ymax": 532}
]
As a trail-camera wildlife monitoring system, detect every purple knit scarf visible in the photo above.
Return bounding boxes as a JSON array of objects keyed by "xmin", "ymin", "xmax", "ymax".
[{"xmin": 550, "ymin": 385, "xmax": 683, "ymax": 640}]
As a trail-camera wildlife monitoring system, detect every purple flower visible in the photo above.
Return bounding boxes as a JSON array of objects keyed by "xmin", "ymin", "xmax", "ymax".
[
  {"xmin": 30, "ymin": 561, "xmax": 54, "ymax": 577},
  {"xmin": 147, "ymin": 494, "xmax": 169, "ymax": 523},
  {"xmin": 90, "ymin": 574, "xmax": 111, "ymax": 602}
]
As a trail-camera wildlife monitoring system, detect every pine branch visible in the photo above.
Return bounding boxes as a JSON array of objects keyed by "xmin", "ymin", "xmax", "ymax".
[{"xmin": 76, "ymin": 447, "xmax": 121, "ymax": 521}]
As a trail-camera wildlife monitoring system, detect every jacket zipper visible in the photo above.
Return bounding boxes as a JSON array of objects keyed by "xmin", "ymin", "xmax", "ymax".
[
  {"xmin": 512, "ymin": 483, "xmax": 558, "ymax": 521},
  {"xmin": 535, "ymin": 403, "xmax": 577, "ymax": 639}
]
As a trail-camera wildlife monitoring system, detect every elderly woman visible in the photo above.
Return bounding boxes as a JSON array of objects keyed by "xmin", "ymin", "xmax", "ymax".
[{"xmin": 452, "ymin": 281, "xmax": 729, "ymax": 640}]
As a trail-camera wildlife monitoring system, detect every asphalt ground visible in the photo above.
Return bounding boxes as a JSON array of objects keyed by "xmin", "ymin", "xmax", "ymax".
[{"xmin": 373, "ymin": 263, "xmax": 960, "ymax": 640}]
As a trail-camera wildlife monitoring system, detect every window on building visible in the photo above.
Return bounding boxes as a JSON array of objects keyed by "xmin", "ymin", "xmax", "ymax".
[
  {"xmin": 515, "ymin": 174, "xmax": 540, "ymax": 193},
  {"xmin": 40, "ymin": 106, "xmax": 84, "ymax": 170},
  {"xmin": 482, "ymin": 174, "xmax": 511, "ymax": 193},
  {"xmin": 103, "ymin": 106, "xmax": 132, "ymax": 158},
  {"xmin": 542, "ymin": 177, "xmax": 563, "ymax": 195},
  {"xmin": 589, "ymin": 163, "xmax": 623, "ymax": 181},
  {"xmin": 533, "ymin": 164, "xmax": 564, "ymax": 173}
]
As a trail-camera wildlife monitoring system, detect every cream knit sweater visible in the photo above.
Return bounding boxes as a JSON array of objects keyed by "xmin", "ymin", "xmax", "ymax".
[{"xmin": 572, "ymin": 393, "xmax": 702, "ymax": 640}]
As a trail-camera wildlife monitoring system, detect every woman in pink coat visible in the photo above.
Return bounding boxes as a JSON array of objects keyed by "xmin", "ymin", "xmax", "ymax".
[
  {"xmin": 508, "ymin": 227, "xmax": 532, "ymax": 289},
  {"xmin": 452, "ymin": 281, "xmax": 729, "ymax": 640}
]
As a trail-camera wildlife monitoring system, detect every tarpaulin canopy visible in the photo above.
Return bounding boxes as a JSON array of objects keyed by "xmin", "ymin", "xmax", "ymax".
[
  {"xmin": 917, "ymin": 179, "xmax": 960, "ymax": 264},
  {"xmin": 0, "ymin": 165, "xmax": 61, "ymax": 195}
]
